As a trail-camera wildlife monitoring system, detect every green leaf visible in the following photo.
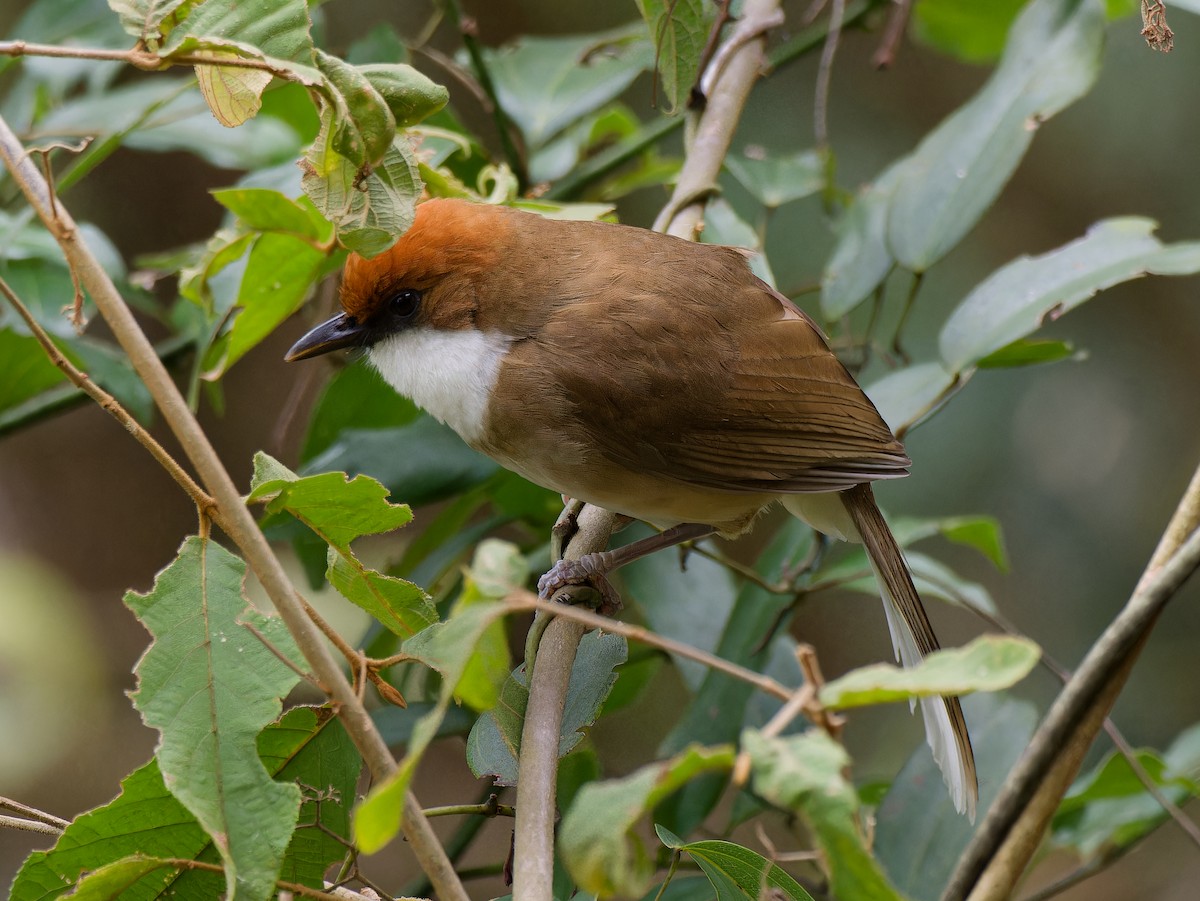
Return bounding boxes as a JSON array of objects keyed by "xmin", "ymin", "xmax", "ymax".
[
  {"xmin": 635, "ymin": 0, "xmax": 713, "ymax": 113},
  {"xmin": 249, "ymin": 453, "xmax": 413, "ymax": 549},
  {"xmin": 656, "ymin": 828, "xmax": 816, "ymax": 901},
  {"xmin": 467, "ymin": 628, "xmax": 627, "ymax": 784},
  {"xmin": 875, "ymin": 694, "xmax": 1039, "ymax": 899},
  {"xmin": 263, "ymin": 707, "xmax": 362, "ymax": 888},
  {"xmin": 158, "ymin": 0, "xmax": 313, "ymax": 61},
  {"xmin": 302, "ymin": 132, "xmax": 421, "ymax": 257},
  {"xmin": 124, "ymin": 536, "xmax": 302, "ymax": 900},
  {"xmin": 64, "ymin": 857, "xmax": 180, "ymax": 901},
  {"xmin": 866, "ymin": 361, "xmax": 957, "ymax": 435},
  {"xmin": 724, "ymin": 147, "xmax": 824, "ymax": 209},
  {"xmin": 887, "ymin": 0, "xmax": 1106, "ymax": 271},
  {"xmin": 976, "ymin": 337, "xmax": 1078, "ymax": 369},
  {"xmin": 485, "ymin": 28, "xmax": 652, "ymax": 149},
  {"xmin": 0, "ymin": 328, "xmax": 67, "ymax": 414},
  {"xmin": 301, "ymin": 416, "xmax": 499, "ymax": 507},
  {"xmin": 204, "ymin": 232, "xmax": 326, "ymax": 377},
  {"xmin": 820, "ymin": 163, "xmax": 902, "ymax": 319},
  {"xmin": 819, "ymin": 635, "xmax": 1040, "ymax": 710},
  {"xmin": 912, "ymin": 0, "xmax": 1028, "ymax": 63},
  {"xmin": 313, "ymin": 49, "xmax": 395, "ymax": 167},
  {"xmin": 358, "ymin": 63, "xmax": 449, "ymax": 127},
  {"xmin": 743, "ymin": 730, "xmax": 904, "ymax": 901},
  {"xmin": 559, "ymin": 744, "xmax": 736, "ymax": 897},
  {"xmin": 249, "ymin": 453, "xmax": 436, "ymax": 636},
  {"xmin": 940, "ymin": 217, "xmax": 1200, "ymax": 370},
  {"xmin": 107, "ymin": 0, "xmax": 194, "ymax": 43},
  {"xmin": 1052, "ymin": 746, "xmax": 1198, "ymax": 859},
  {"xmin": 355, "ymin": 598, "xmax": 512, "ymax": 852},
  {"xmin": 939, "ymin": 516, "xmax": 1009, "ymax": 570},
  {"xmin": 211, "ymin": 188, "xmax": 331, "ymax": 240}
]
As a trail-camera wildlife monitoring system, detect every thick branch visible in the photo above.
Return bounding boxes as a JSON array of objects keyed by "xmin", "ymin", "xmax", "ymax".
[
  {"xmin": 0, "ymin": 115, "xmax": 467, "ymax": 901},
  {"xmin": 943, "ymin": 461, "xmax": 1200, "ymax": 901}
]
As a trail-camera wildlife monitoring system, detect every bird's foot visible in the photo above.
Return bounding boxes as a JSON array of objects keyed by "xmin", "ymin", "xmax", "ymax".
[{"xmin": 537, "ymin": 554, "xmax": 623, "ymax": 616}]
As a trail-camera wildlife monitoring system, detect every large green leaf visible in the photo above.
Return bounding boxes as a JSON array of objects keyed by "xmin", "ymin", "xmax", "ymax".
[
  {"xmin": 912, "ymin": 0, "xmax": 1028, "ymax": 63},
  {"xmin": 559, "ymin": 745, "xmax": 736, "ymax": 897},
  {"xmin": 940, "ymin": 217, "xmax": 1200, "ymax": 370},
  {"xmin": 124, "ymin": 537, "xmax": 302, "ymax": 901},
  {"xmin": 875, "ymin": 694, "xmax": 1038, "ymax": 900},
  {"xmin": 887, "ymin": 0, "xmax": 1105, "ymax": 271},
  {"xmin": 724, "ymin": 147, "xmax": 824, "ymax": 210},
  {"xmin": 819, "ymin": 163, "xmax": 903, "ymax": 319},
  {"xmin": 299, "ymin": 358, "xmax": 420, "ymax": 461},
  {"xmin": 0, "ymin": 328, "xmax": 67, "ymax": 415},
  {"xmin": 743, "ymin": 730, "xmax": 903, "ymax": 901}
]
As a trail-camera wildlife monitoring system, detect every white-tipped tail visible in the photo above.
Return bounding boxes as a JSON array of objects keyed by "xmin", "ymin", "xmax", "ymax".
[{"xmin": 841, "ymin": 484, "xmax": 978, "ymax": 821}]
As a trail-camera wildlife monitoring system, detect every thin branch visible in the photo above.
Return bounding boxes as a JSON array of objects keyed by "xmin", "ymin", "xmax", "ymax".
[
  {"xmin": 424, "ymin": 797, "xmax": 515, "ymax": 819},
  {"xmin": 813, "ymin": 0, "xmax": 845, "ymax": 149},
  {"xmin": 873, "ymin": 0, "xmax": 915, "ymax": 69},
  {"xmin": 0, "ymin": 796, "xmax": 68, "ymax": 828},
  {"xmin": 0, "ymin": 115, "xmax": 468, "ymax": 901},
  {"xmin": 0, "ymin": 39, "xmax": 304, "ymax": 74},
  {"xmin": 942, "ymin": 461, "xmax": 1200, "ymax": 901},
  {"xmin": 0, "ymin": 814, "xmax": 63, "ymax": 836},
  {"xmin": 508, "ymin": 589, "xmax": 792, "ymax": 701}
]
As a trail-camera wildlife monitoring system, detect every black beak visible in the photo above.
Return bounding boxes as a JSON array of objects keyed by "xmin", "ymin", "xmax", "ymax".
[{"xmin": 284, "ymin": 313, "xmax": 369, "ymax": 361}]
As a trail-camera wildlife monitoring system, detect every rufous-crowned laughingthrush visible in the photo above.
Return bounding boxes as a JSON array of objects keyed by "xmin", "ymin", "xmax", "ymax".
[{"xmin": 286, "ymin": 198, "xmax": 978, "ymax": 818}]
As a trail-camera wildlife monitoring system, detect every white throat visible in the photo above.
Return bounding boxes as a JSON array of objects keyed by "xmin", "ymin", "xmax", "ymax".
[{"xmin": 369, "ymin": 327, "xmax": 510, "ymax": 445}]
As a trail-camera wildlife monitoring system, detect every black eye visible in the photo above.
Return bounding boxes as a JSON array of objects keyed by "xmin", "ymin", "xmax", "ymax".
[{"xmin": 389, "ymin": 289, "xmax": 421, "ymax": 321}]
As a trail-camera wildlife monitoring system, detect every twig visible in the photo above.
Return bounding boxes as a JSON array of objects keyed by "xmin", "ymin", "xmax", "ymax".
[
  {"xmin": 424, "ymin": 796, "xmax": 515, "ymax": 819},
  {"xmin": 0, "ymin": 814, "xmax": 63, "ymax": 836},
  {"xmin": 508, "ymin": 589, "xmax": 792, "ymax": 701},
  {"xmin": 873, "ymin": 0, "xmax": 915, "ymax": 68},
  {"xmin": 0, "ymin": 796, "xmax": 68, "ymax": 828},
  {"xmin": 813, "ymin": 0, "xmax": 845, "ymax": 149},
  {"xmin": 0, "ymin": 115, "xmax": 468, "ymax": 901},
  {"xmin": 942, "ymin": 461, "xmax": 1200, "ymax": 901}
]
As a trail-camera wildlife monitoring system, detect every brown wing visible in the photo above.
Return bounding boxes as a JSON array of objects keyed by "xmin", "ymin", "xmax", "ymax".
[{"xmin": 532, "ymin": 241, "xmax": 909, "ymax": 495}]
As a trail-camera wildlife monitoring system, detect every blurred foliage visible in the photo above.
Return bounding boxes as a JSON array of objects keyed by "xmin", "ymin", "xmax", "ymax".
[{"xmin": 4, "ymin": 0, "xmax": 1200, "ymax": 898}]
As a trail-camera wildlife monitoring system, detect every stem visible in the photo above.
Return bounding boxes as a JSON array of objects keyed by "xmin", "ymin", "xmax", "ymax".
[
  {"xmin": 942, "ymin": 461, "xmax": 1200, "ymax": 901},
  {"xmin": 0, "ymin": 115, "xmax": 468, "ymax": 901},
  {"xmin": 513, "ymin": 504, "xmax": 613, "ymax": 901}
]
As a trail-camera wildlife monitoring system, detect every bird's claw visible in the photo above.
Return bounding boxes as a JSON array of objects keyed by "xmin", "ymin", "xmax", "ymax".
[{"xmin": 538, "ymin": 557, "xmax": 623, "ymax": 615}]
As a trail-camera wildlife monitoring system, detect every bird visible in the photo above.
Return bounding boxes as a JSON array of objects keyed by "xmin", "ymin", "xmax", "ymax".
[{"xmin": 285, "ymin": 197, "xmax": 978, "ymax": 818}]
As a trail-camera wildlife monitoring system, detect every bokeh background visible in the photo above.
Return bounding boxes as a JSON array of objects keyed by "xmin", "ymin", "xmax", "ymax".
[{"xmin": 2, "ymin": 1, "xmax": 1200, "ymax": 897}]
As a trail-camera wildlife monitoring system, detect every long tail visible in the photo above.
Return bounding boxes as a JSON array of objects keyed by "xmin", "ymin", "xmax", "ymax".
[{"xmin": 841, "ymin": 483, "xmax": 978, "ymax": 820}]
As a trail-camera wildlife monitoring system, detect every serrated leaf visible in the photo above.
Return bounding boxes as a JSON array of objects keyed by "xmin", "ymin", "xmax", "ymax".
[
  {"xmin": 559, "ymin": 745, "xmax": 736, "ymax": 897},
  {"xmin": 326, "ymin": 551, "xmax": 437, "ymax": 637},
  {"xmin": 819, "ymin": 635, "xmax": 1039, "ymax": 709},
  {"xmin": 467, "ymin": 629, "xmax": 627, "ymax": 784},
  {"xmin": 725, "ymin": 147, "xmax": 823, "ymax": 209},
  {"xmin": 124, "ymin": 536, "xmax": 302, "ymax": 900},
  {"xmin": 743, "ymin": 730, "xmax": 903, "ymax": 901},
  {"xmin": 636, "ymin": 0, "xmax": 712, "ymax": 113},
  {"xmin": 887, "ymin": 0, "xmax": 1106, "ymax": 271},
  {"xmin": 876, "ymin": 694, "xmax": 1038, "ymax": 899},
  {"xmin": 656, "ymin": 829, "xmax": 816, "ymax": 901},
  {"xmin": 158, "ymin": 0, "xmax": 313, "ymax": 61},
  {"xmin": 107, "ymin": 0, "xmax": 194, "ymax": 43},
  {"xmin": 302, "ymin": 132, "xmax": 421, "ymax": 257},
  {"xmin": 249, "ymin": 452, "xmax": 413, "ymax": 548},
  {"xmin": 940, "ymin": 217, "xmax": 1200, "ymax": 370},
  {"xmin": 314, "ymin": 49, "xmax": 395, "ymax": 167}
]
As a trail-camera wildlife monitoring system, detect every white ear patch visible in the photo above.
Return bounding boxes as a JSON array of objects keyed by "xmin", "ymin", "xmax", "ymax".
[{"xmin": 369, "ymin": 327, "xmax": 511, "ymax": 445}]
